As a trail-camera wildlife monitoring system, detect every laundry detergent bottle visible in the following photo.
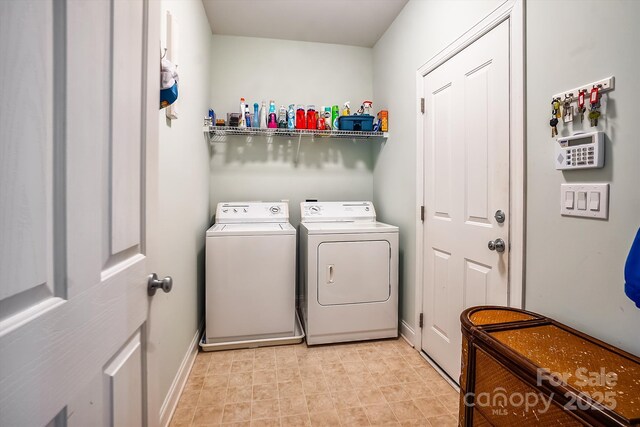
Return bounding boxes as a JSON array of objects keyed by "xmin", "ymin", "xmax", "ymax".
[
  {"xmin": 296, "ymin": 105, "xmax": 306, "ymax": 129},
  {"xmin": 268, "ymin": 100, "xmax": 277, "ymax": 129}
]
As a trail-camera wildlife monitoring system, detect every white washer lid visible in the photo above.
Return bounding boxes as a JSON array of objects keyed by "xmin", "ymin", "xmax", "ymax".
[
  {"xmin": 301, "ymin": 221, "xmax": 398, "ymax": 235},
  {"xmin": 207, "ymin": 222, "xmax": 295, "ymax": 237}
]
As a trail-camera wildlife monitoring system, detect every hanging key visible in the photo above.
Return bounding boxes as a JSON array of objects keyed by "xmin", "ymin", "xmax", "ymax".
[
  {"xmin": 577, "ymin": 89, "xmax": 587, "ymax": 123},
  {"xmin": 550, "ymin": 98, "xmax": 560, "ymax": 137},
  {"xmin": 588, "ymin": 86, "xmax": 601, "ymax": 127},
  {"xmin": 563, "ymin": 94, "xmax": 574, "ymax": 123},
  {"xmin": 550, "ymin": 117, "xmax": 559, "ymax": 137},
  {"xmin": 553, "ymin": 98, "xmax": 562, "ymax": 119}
]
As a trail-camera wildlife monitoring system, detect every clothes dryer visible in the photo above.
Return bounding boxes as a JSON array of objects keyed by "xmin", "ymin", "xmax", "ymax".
[{"xmin": 299, "ymin": 201, "xmax": 399, "ymax": 345}]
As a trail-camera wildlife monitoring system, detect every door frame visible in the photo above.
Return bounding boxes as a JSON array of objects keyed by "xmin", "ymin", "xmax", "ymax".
[
  {"xmin": 144, "ymin": 0, "xmax": 161, "ymax": 425},
  {"xmin": 413, "ymin": 0, "xmax": 525, "ymax": 350}
]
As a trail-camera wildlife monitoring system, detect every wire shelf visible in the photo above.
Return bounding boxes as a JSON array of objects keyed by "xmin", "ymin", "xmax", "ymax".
[{"xmin": 203, "ymin": 125, "xmax": 388, "ymax": 143}]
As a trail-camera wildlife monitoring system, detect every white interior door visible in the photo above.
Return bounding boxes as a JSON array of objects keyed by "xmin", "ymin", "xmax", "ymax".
[
  {"xmin": 421, "ymin": 20, "xmax": 510, "ymax": 382},
  {"xmin": 0, "ymin": 0, "xmax": 155, "ymax": 425}
]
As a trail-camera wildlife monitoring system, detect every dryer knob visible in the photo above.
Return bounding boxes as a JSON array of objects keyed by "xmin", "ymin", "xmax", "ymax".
[
  {"xmin": 270, "ymin": 206, "xmax": 281, "ymax": 214},
  {"xmin": 233, "ymin": 209, "xmax": 238, "ymax": 213}
]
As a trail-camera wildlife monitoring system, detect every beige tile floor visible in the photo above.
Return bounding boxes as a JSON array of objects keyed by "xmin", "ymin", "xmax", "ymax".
[{"xmin": 170, "ymin": 338, "xmax": 459, "ymax": 426}]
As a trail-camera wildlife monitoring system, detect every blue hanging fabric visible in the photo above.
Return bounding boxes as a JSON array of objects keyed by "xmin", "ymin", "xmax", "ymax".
[{"xmin": 624, "ymin": 228, "xmax": 640, "ymax": 308}]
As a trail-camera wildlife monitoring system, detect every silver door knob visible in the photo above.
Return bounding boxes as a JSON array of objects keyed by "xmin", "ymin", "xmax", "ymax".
[
  {"xmin": 487, "ymin": 238, "xmax": 506, "ymax": 253},
  {"xmin": 148, "ymin": 273, "xmax": 173, "ymax": 296}
]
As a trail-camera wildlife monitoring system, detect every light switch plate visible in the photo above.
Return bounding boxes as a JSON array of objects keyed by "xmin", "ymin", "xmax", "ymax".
[{"xmin": 560, "ymin": 183, "xmax": 609, "ymax": 219}]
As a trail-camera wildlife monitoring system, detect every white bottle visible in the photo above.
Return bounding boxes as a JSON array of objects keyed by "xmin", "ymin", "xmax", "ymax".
[
  {"xmin": 259, "ymin": 101, "xmax": 267, "ymax": 129},
  {"xmin": 239, "ymin": 97, "xmax": 246, "ymax": 127}
]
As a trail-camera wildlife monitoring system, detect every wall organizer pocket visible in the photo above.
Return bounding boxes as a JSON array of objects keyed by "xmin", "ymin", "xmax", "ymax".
[{"xmin": 549, "ymin": 76, "xmax": 615, "ymax": 137}]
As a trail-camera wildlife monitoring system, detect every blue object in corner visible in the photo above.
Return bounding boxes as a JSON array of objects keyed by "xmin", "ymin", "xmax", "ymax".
[
  {"xmin": 160, "ymin": 83, "xmax": 178, "ymax": 109},
  {"xmin": 624, "ymin": 228, "xmax": 640, "ymax": 308}
]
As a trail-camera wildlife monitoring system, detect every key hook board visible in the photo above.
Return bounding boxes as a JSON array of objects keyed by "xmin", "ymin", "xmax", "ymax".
[{"xmin": 548, "ymin": 76, "xmax": 615, "ymax": 137}]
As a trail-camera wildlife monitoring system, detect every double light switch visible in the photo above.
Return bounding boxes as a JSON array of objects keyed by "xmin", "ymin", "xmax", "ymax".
[{"xmin": 561, "ymin": 183, "xmax": 609, "ymax": 219}]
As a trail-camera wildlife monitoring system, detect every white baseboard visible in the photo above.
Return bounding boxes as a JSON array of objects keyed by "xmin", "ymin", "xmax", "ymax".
[
  {"xmin": 400, "ymin": 320, "xmax": 416, "ymax": 347},
  {"xmin": 160, "ymin": 323, "xmax": 203, "ymax": 427}
]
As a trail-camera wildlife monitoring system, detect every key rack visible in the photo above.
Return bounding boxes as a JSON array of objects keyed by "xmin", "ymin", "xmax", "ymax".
[{"xmin": 553, "ymin": 76, "xmax": 615, "ymax": 102}]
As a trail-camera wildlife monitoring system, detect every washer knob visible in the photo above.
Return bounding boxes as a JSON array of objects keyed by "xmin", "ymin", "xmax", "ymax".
[
  {"xmin": 233, "ymin": 208, "xmax": 237, "ymax": 213},
  {"xmin": 310, "ymin": 206, "xmax": 320, "ymax": 213},
  {"xmin": 270, "ymin": 206, "xmax": 281, "ymax": 214}
]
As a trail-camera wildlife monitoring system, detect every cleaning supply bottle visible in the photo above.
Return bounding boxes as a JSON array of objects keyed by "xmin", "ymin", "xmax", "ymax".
[
  {"xmin": 287, "ymin": 104, "xmax": 295, "ymax": 129},
  {"xmin": 259, "ymin": 101, "xmax": 267, "ymax": 129},
  {"xmin": 296, "ymin": 105, "xmax": 306, "ymax": 129},
  {"xmin": 306, "ymin": 105, "xmax": 316, "ymax": 130},
  {"xmin": 254, "ymin": 103, "xmax": 260, "ymax": 128},
  {"xmin": 278, "ymin": 105, "xmax": 287, "ymax": 128},
  {"xmin": 244, "ymin": 104, "xmax": 252, "ymax": 128},
  {"xmin": 342, "ymin": 101, "xmax": 351, "ymax": 116},
  {"xmin": 332, "ymin": 105, "xmax": 339, "ymax": 129},
  {"xmin": 317, "ymin": 107, "xmax": 326, "ymax": 130},
  {"xmin": 239, "ymin": 97, "xmax": 246, "ymax": 127},
  {"xmin": 324, "ymin": 106, "xmax": 332, "ymax": 130},
  {"xmin": 268, "ymin": 100, "xmax": 277, "ymax": 128}
]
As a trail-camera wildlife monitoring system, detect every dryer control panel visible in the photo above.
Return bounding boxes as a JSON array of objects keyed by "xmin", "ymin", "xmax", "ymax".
[
  {"xmin": 301, "ymin": 201, "xmax": 376, "ymax": 222},
  {"xmin": 216, "ymin": 202, "xmax": 289, "ymax": 223}
]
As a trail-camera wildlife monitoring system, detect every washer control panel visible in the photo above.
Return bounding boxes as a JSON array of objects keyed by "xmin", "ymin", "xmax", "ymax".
[
  {"xmin": 216, "ymin": 202, "xmax": 289, "ymax": 223},
  {"xmin": 301, "ymin": 201, "xmax": 376, "ymax": 222}
]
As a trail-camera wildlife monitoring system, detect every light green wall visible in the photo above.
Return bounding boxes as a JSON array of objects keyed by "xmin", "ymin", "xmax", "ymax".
[
  {"xmin": 156, "ymin": 0, "xmax": 212, "ymax": 410},
  {"xmin": 373, "ymin": 0, "xmax": 640, "ymax": 355},
  {"xmin": 525, "ymin": 0, "xmax": 640, "ymax": 355},
  {"xmin": 208, "ymin": 35, "xmax": 375, "ymax": 226}
]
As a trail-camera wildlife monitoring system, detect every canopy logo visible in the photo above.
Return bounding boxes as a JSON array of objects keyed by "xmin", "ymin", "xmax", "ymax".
[{"xmin": 464, "ymin": 368, "xmax": 618, "ymax": 416}]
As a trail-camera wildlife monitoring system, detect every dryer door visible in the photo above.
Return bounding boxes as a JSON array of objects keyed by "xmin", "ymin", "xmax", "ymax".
[{"xmin": 317, "ymin": 240, "xmax": 391, "ymax": 305}]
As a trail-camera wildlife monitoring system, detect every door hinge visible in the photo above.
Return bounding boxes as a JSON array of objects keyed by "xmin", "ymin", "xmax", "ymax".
[
  {"xmin": 420, "ymin": 98, "xmax": 425, "ymax": 114},
  {"xmin": 419, "ymin": 313, "xmax": 424, "ymax": 328},
  {"xmin": 420, "ymin": 206, "xmax": 425, "ymax": 222}
]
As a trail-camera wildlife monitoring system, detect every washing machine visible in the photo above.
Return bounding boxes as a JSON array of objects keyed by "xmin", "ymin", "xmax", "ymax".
[
  {"xmin": 202, "ymin": 202, "xmax": 303, "ymax": 351},
  {"xmin": 299, "ymin": 201, "xmax": 399, "ymax": 345}
]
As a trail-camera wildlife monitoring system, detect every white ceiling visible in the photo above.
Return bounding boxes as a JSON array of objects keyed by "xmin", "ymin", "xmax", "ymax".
[{"xmin": 201, "ymin": 0, "xmax": 408, "ymax": 48}]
